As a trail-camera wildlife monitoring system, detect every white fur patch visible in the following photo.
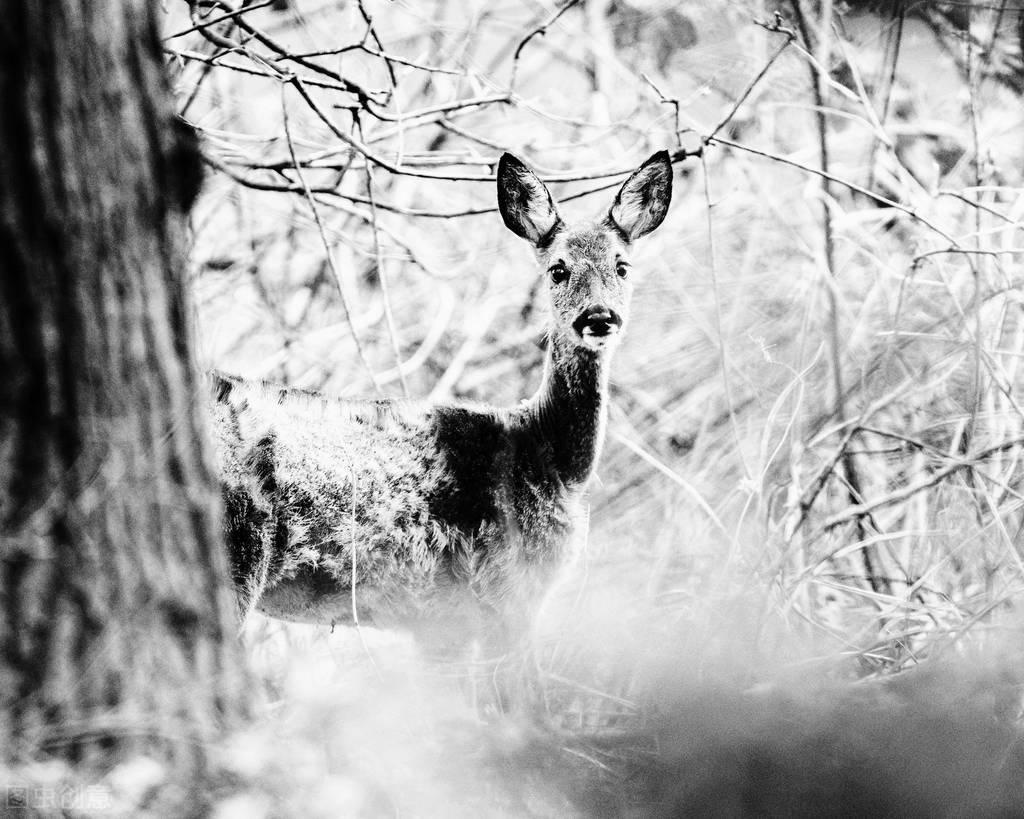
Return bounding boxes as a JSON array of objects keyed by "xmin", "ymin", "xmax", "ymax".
[{"xmin": 579, "ymin": 324, "xmax": 620, "ymax": 350}]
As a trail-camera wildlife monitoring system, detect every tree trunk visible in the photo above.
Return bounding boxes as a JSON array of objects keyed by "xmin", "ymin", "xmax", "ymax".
[{"xmin": 0, "ymin": 1, "xmax": 244, "ymax": 770}]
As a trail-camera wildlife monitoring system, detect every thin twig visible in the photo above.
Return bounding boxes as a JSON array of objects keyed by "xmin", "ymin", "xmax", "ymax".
[
  {"xmin": 640, "ymin": 74, "xmax": 682, "ymax": 148},
  {"xmin": 202, "ymin": 152, "xmax": 497, "ymax": 217},
  {"xmin": 821, "ymin": 435, "xmax": 1024, "ymax": 532},
  {"xmin": 707, "ymin": 135, "xmax": 956, "ymax": 244},
  {"xmin": 510, "ymin": 0, "xmax": 582, "ymax": 88},
  {"xmin": 292, "ymin": 75, "xmax": 516, "ymax": 179},
  {"xmin": 210, "ymin": 0, "xmax": 385, "ymax": 105},
  {"xmin": 285, "ymin": 44, "xmax": 463, "ymax": 75},
  {"xmin": 187, "ymin": 0, "xmax": 244, "ymax": 51},
  {"xmin": 280, "ymin": 83, "xmax": 382, "ymax": 393},
  {"xmin": 700, "ymin": 151, "xmax": 746, "ymax": 483},
  {"xmin": 168, "ymin": 46, "xmax": 368, "ymax": 95},
  {"xmin": 709, "ymin": 25, "xmax": 795, "ymax": 138},
  {"xmin": 360, "ymin": 120, "xmax": 409, "ymax": 397},
  {"xmin": 866, "ymin": 2, "xmax": 905, "ymax": 192},
  {"xmin": 964, "ymin": 7, "xmax": 986, "ymax": 457},
  {"xmin": 937, "ymin": 189, "xmax": 1024, "ymax": 227},
  {"xmin": 610, "ymin": 431, "xmax": 731, "ymax": 542},
  {"xmin": 790, "ymin": 0, "xmax": 882, "ymax": 594},
  {"xmin": 167, "ymin": 0, "xmax": 274, "ymax": 40},
  {"xmin": 913, "ymin": 246, "xmax": 1024, "ymax": 265},
  {"xmin": 356, "ymin": 0, "xmax": 398, "ymax": 94}
]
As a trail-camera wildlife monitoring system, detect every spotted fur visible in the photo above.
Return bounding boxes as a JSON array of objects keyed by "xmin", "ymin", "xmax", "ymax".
[{"xmin": 215, "ymin": 151, "xmax": 672, "ymax": 649}]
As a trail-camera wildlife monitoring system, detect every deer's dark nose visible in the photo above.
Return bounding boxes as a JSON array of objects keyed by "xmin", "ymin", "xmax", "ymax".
[{"xmin": 573, "ymin": 305, "xmax": 622, "ymax": 338}]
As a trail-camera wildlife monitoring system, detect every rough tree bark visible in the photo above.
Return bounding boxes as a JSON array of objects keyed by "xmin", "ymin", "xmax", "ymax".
[{"xmin": 0, "ymin": 1, "xmax": 244, "ymax": 769}]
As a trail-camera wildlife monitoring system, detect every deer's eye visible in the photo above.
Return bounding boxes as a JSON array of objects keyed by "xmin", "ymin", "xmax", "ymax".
[
  {"xmin": 616, "ymin": 261, "xmax": 630, "ymax": 278},
  {"xmin": 549, "ymin": 263, "xmax": 569, "ymax": 284}
]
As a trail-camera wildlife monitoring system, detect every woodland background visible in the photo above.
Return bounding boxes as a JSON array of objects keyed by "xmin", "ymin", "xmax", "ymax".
[{"xmin": 6, "ymin": 0, "xmax": 1024, "ymax": 816}]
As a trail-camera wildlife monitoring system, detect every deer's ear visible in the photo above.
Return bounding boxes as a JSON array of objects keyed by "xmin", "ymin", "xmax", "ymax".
[
  {"xmin": 498, "ymin": 153, "xmax": 563, "ymax": 247},
  {"xmin": 606, "ymin": 151, "xmax": 672, "ymax": 242}
]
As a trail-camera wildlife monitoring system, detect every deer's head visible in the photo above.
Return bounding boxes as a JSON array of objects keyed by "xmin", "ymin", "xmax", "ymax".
[{"xmin": 498, "ymin": 151, "xmax": 672, "ymax": 351}]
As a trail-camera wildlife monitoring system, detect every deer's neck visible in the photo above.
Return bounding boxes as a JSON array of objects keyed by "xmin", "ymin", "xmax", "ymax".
[{"xmin": 528, "ymin": 331, "xmax": 612, "ymax": 487}]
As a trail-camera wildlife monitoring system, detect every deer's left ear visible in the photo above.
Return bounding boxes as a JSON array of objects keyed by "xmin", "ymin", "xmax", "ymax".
[{"xmin": 606, "ymin": 151, "xmax": 672, "ymax": 242}]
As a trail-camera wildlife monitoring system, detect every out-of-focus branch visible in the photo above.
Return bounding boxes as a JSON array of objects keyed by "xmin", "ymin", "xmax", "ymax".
[
  {"xmin": 640, "ymin": 74, "xmax": 682, "ymax": 147},
  {"xmin": 789, "ymin": 0, "xmax": 883, "ymax": 595},
  {"xmin": 820, "ymin": 435, "xmax": 1024, "ymax": 532},
  {"xmin": 169, "ymin": 47, "xmax": 364, "ymax": 95},
  {"xmin": 362, "ymin": 132, "xmax": 409, "ymax": 396},
  {"xmin": 280, "ymin": 85, "xmax": 382, "ymax": 393},
  {"xmin": 355, "ymin": 0, "xmax": 398, "ymax": 96},
  {"xmin": 207, "ymin": 0, "xmax": 387, "ymax": 106},
  {"xmin": 710, "ymin": 19, "xmax": 794, "ymax": 138},
  {"xmin": 169, "ymin": 0, "xmax": 274, "ymax": 40},
  {"xmin": 708, "ymin": 135, "xmax": 955, "ymax": 244},
  {"xmin": 510, "ymin": 0, "xmax": 582, "ymax": 89}
]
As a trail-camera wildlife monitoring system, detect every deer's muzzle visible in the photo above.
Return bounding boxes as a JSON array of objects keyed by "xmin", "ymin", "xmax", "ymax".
[{"xmin": 573, "ymin": 306, "xmax": 622, "ymax": 347}]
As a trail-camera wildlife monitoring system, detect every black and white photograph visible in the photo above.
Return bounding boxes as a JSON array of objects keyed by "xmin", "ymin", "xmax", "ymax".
[{"xmin": 3, "ymin": 1, "xmax": 1024, "ymax": 816}]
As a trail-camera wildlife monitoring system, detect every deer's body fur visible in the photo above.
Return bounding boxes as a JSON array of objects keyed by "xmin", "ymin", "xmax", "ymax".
[
  {"xmin": 216, "ymin": 152, "xmax": 672, "ymax": 647},
  {"xmin": 215, "ymin": 355, "xmax": 594, "ymax": 644}
]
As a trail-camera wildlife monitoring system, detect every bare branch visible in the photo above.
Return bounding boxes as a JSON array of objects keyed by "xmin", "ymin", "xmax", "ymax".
[
  {"xmin": 167, "ymin": 0, "xmax": 273, "ymax": 40},
  {"xmin": 361, "ymin": 122, "xmax": 409, "ymax": 397},
  {"xmin": 707, "ymin": 135, "xmax": 956, "ymax": 244},
  {"xmin": 510, "ymin": 0, "xmax": 582, "ymax": 89},
  {"xmin": 280, "ymin": 85, "xmax": 382, "ymax": 393},
  {"xmin": 709, "ymin": 23, "xmax": 794, "ymax": 139},
  {"xmin": 821, "ymin": 436, "xmax": 1024, "ymax": 532}
]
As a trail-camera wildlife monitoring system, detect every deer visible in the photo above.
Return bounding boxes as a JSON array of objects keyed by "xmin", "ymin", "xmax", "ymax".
[{"xmin": 213, "ymin": 150, "xmax": 672, "ymax": 654}]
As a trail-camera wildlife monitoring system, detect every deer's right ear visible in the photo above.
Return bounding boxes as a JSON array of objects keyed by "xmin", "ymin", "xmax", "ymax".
[{"xmin": 497, "ymin": 153, "xmax": 563, "ymax": 247}]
